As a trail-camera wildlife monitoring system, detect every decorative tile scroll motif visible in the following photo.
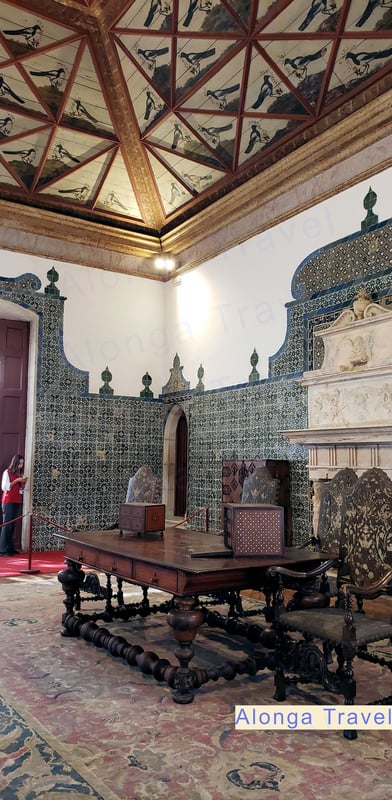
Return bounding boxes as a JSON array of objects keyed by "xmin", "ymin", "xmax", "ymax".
[
  {"xmin": 292, "ymin": 216, "xmax": 392, "ymax": 300},
  {"xmin": 270, "ymin": 217, "xmax": 392, "ymax": 379}
]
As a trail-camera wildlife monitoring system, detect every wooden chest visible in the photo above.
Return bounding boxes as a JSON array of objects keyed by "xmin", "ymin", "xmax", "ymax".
[
  {"xmin": 223, "ymin": 503, "xmax": 284, "ymax": 556},
  {"xmin": 119, "ymin": 502, "xmax": 165, "ymax": 535}
]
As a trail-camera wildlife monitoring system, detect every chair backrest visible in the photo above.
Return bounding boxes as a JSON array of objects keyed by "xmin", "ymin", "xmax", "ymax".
[
  {"xmin": 125, "ymin": 465, "xmax": 161, "ymax": 504},
  {"xmin": 340, "ymin": 467, "xmax": 392, "ymax": 588},
  {"xmin": 241, "ymin": 466, "xmax": 278, "ymax": 505},
  {"xmin": 316, "ymin": 468, "xmax": 358, "ymax": 554}
]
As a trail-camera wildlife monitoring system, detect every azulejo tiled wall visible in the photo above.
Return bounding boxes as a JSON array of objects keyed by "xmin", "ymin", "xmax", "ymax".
[
  {"xmin": 0, "ymin": 273, "xmax": 164, "ymax": 550},
  {"xmin": 174, "ymin": 209, "xmax": 392, "ymax": 543},
  {"xmin": 1, "ymin": 203, "xmax": 392, "ymax": 549},
  {"xmin": 34, "ymin": 393, "xmax": 165, "ymax": 549}
]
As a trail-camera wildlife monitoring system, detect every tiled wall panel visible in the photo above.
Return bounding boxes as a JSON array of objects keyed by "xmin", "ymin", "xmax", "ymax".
[{"xmin": 1, "ymin": 210, "xmax": 392, "ymax": 548}]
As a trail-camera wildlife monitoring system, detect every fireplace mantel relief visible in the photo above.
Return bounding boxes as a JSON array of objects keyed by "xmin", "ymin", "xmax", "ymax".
[{"xmin": 283, "ymin": 292, "xmax": 392, "ymax": 480}]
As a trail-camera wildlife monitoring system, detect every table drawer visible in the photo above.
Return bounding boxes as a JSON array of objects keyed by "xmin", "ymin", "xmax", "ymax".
[
  {"xmin": 98, "ymin": 552, "xmax": 132, "ymax": 577},
  {"xmin": 66, "ymin": 543, "xmax": 99, "ymax": 567},
  {"xmin": 65, "ymin": 544, "xmax": 132, "ymax": 579},
  {"xmin": 133, "ymin": 561, "xmax": 177, "ymax": 593},
  {"xmin": 121, "ymin": 516, "xmax": 145, "ymax": 533}
]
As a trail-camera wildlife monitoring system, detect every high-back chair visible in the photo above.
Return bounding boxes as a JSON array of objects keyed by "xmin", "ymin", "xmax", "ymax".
[
  {"xmin": 125, "ymin": 464, "xmax": 161, "ymax": 504},
  {"xmin": 280, "ymin": 468, "xmax": 358, "ymax": 612},
  {"xmin": 269, "ymin": 468, "xmax": 392, "ymax": 739},
  {"xmin": 316, "ymin": 468, "xmax": 358, "ymax": 555},
  {"xmin": 241, "ymin": 466, "xmax": 278, "ymax": 505}
]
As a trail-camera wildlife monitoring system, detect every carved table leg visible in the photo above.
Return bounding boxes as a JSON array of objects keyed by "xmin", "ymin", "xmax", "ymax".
[
  {"xmin": 141, "ymin": 586, "xmax": 149, "ymax": 612},
  {"xmin": 116, "ymin": 577, "xmax": 124, "ymax": 607},
  {"xmin": 57, "ymin": 559, "xmax": 85, "ymax": 635},
  {"xmin": 102, "ymin": 574, "xmax": 114, "ymax": 620},
  {"xmin": 167, "ymin": 596, "xmax": 204, "ymax": 704}
]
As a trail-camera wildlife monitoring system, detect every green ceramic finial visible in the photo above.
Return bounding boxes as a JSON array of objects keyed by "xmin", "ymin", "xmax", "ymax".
[
  {"xmin": 44, "ymin": 266, "xmax": 60, "ymax": 296},
  {"xmin": 99, "ymin": 366, "xmax": 114, "ymax": 395},
  {"xmin": 249, "ymin": 348, "xmax": 259, "ymax": 382},
  {"xmin": 140, "ymin": 371, "xmax": 153, "ymax": 397},
  {"xmin": 361, "ymin": 186, "xmax": 378, "ymax": 232},
  {"xmin": 196, "ymin": 364, "xmax": 205, "ymax": 392}
]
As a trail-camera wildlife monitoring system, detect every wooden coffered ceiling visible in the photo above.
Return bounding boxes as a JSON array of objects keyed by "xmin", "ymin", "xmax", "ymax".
[{"xmin": 0, "ymin": 0, "xmax": 391, "ymax": 279}]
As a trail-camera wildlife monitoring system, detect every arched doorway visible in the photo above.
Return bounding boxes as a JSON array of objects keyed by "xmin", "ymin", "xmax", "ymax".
[
  {"xmin": 162, "ymin": 404, "xmax": 188, "ymax": 520},
  {"xmin": 174, "ymin": 412, "xmax": 188, "ymax": 516},
  {"xmin": 0, "ymin": 301, "xmax": 38, "ymax": 549}
]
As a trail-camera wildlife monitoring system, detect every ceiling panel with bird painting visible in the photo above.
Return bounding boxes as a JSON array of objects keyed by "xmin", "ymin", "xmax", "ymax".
[{"xmin": 0, "ymin": 0, "xmax": 390, "ymax": 278}]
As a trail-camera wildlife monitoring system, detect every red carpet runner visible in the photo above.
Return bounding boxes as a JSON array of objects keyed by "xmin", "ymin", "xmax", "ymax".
[{"xmin": 0, "ymin": 550, "xmax": 66, "ymax": 578}]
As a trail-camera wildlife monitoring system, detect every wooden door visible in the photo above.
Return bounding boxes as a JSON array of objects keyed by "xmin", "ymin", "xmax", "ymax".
[
  {"xmin": 0, "ymin": 319, "xmax": 29, "ymax": 547},
  {"xmin": 174, "ymin": 413, "xmax": 188, "ymax": 517}
]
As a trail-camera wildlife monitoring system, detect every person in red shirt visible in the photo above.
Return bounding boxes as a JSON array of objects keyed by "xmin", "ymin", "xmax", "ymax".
[{"xmin": 0, "ymin": 454, "xmax": 28, "ymax": 556}]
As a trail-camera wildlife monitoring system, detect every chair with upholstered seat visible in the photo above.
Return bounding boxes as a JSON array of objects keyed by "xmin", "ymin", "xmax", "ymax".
[
  {"xmin": 315, "ymin": 468, "xmax": 358, "ymax": 554},
  {"xmin": 241, "ymin": 465, "xmax": 278, "ymax": 505},
  {"xmin": 284, "ymin": 468, "xmax": 358, "ymax": 611},
  {"xmin": 125, "ymin": 464, "xmax": 161, "ymax": 504},
  {"xmin": 269, "ymin": 468, "xmax": 392, "ymax": 738}
]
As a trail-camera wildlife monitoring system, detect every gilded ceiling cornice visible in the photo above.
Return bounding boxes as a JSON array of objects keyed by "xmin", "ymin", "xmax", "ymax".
[
  {"xmin": 0, "ymin": 87, "xmax": 391, "ymax": 281},
  {"xmin": 161, "ymin": 91, "xmax": 392, "ymax": 274},
  {"xmin": 0, "ymin": 199, "xmax": 160, "ymax": 257}
]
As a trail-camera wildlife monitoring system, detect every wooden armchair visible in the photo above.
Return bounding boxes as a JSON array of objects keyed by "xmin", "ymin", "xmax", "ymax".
[
  {"xmin": 269, "ymin": 468, "xmax": 392, "ymax": 739},
  {"xmin": 241, "ymin": 466, "xmax": 278, "ymax": 505},
  {"xmin": 275, "ymin": 468, "xmax": 358, "ymax": 614},
  {"xmin": 125, "ymin": 464, "xmax": 161, "ymax": 503}
]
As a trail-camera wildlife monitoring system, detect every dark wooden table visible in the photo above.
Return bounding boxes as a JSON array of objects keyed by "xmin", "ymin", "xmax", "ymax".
[{"xmin": 55, "ymin": 527, "xmax": 332, "ymax": 703}]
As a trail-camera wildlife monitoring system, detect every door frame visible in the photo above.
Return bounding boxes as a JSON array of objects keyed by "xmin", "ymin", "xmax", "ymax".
[
  {"xmin": 0, "ymin": 300, "xmax": 38, "ymax": 549},
  {"xmin": 162, "ymin": 403, "xmax": 188, "ymax": 520}
]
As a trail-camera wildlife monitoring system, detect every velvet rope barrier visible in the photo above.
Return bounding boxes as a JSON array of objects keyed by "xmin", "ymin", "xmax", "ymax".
[
  {"xmin": 19, "ymin": 513, "xmax": 40, "ymax": 575},
  {"xmin": 19, "ymin": 514, "xmax": 73, "ymax": 575},
  {"xmin": 172, "ymin": 506, "xmax": 209, "ymax": 531},
  {"xmin": 0, "ymin": 510, "xmax": 73, "ymax": 574},
  {"xmin": 0, "ymin": 510, "xmax": 39, "ymax": 574}
]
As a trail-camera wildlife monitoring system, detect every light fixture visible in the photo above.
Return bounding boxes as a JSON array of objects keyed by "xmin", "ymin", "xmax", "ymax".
[
  {"xmin": 154, "ymin": 242, "xmax": 175, "ymax": 271},
  {"xmin": 155, "ymin": 255, "xmax": 175, "ymax": 271}
]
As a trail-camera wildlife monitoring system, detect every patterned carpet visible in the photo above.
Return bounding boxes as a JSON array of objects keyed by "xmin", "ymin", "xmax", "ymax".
[{"xmin": 0, "ymin": 574, "xmax": 392, "ymax": 800}]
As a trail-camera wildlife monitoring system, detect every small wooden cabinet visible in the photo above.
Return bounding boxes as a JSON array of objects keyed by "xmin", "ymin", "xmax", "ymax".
[
  {"xmin": 222, "ymin": 458, "xmax": 292, "ymax": 545},
  {"xmin": 119, "ymin": 502, "xmax": 165, "ymax": 536},
  {"xmin": 223, "ymin": 503, "xmax": 284, "ymax": 556}
]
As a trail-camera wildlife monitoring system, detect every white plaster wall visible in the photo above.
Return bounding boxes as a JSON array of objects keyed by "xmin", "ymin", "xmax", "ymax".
[
  {"xmin": 165, "ymin": 167, "xmax": 392, "ymax": 390},
  {"xmin": 0, "ymin": 167, "xmax": 391, "ymax": 396},
  {"xmin": 0, "ymin": 252, "xmax": 166, "ymax": 396}
]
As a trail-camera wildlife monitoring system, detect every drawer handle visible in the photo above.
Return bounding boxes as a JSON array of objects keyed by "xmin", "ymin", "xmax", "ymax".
[
  {"xmin": 151, "ymin": 574, "xmax": 159, "ymax": 585},
  {"xmin": 111, "ymin": 564, "xmax": 118, "ymax": 573},
  {"xmin": 78, "ymin": 552, "xmax": 84, "ymax": 562}
]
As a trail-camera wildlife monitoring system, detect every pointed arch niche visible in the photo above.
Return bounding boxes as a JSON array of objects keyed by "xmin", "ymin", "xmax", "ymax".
[{"xmin": 162, "ymin": 404, "xmax": 188, "ymax": 520}]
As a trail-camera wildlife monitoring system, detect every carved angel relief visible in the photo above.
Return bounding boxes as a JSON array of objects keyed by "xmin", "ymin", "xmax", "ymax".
[{"xmin": 340, "ymin": 333, "xmax": 373, "ymax": 372}]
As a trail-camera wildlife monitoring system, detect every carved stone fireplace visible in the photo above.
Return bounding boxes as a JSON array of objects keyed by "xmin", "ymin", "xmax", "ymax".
[{"xmin": 283, "ymin": 292, "xmax": 392, "ymax": 528}]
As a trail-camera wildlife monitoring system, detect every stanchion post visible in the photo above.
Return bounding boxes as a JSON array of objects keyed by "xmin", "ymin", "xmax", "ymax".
[{"xmin": 20, "ymin": 514, "xmax": 40, "ymax": 575}]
